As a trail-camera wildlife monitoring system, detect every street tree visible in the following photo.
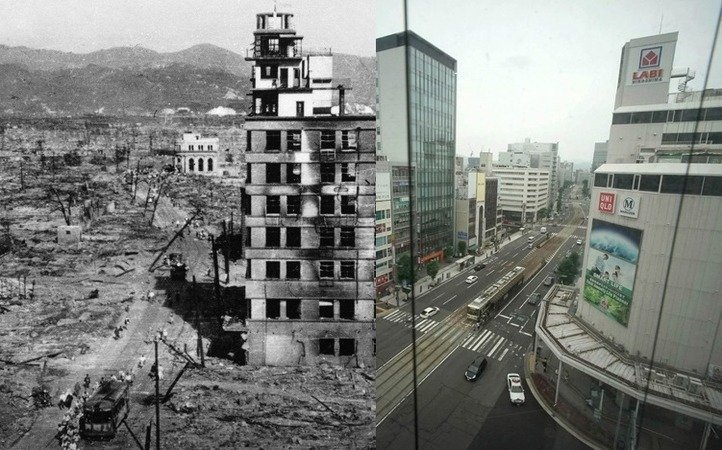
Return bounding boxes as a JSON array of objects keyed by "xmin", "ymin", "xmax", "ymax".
[
  {"xmin": 457, "ymin": 241, "xmax": 467, "ymax": 256},
  {"xmin": 426, "ymin": 260, "xmax": 440, "ymax": 283},
  {"xmin": 396, "ymin": 253, "xmax": 414, "ymax": 285},
  {"xmin": 538, "ymin": 207, "xmax": 549, "ymax": 220},
  {"xmin": 556, "ymin": 251, "xmax": 581, "ymax": 284}
]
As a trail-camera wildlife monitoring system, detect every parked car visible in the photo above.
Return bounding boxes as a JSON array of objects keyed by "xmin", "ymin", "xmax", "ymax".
[
  {"xmin": 474, "ymin": 263, "xmax": 486, "ymax": 271},
  {"xmin": 543, "ymin": 276, "xmax": 554, "ymax": 286},
  {"xmin": 465, "ymin": 357, "xmax": 488, "ymax": 381},
  {"xmin": 420, "ymin": 306, "xmax": 439, "ymax": 319},
  {"xmin": 527, "ymin": 292, "xmax": 541, "ymax": 305},
  {"xmin": 576, "ymin": 239, "xmax": 583, "ymax": 245},
  {"xmin": 466, "ymin": 275, "xmax": 479, "ymax": 284},
  {"xmin": 506, "ymin": 373, "xmax": 526, "ymax": 405}
]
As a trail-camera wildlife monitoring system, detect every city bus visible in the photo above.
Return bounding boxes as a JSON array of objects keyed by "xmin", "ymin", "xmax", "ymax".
[
  {"xmin": 466, "ymin": 266, "xmax": 525, "ymax": 322},
  {"xmin": 79, "ymin": 380, "xmax": 130, "ymax": 440}
]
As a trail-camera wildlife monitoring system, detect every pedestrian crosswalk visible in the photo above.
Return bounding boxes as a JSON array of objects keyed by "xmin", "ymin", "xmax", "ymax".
[
  {"xmin": 382, "ymin": 309, "xmax": 440, "ymax": 334},
  {"xmin": 460, "ymin": 329, "xmax": 523, "ymax": 361}
]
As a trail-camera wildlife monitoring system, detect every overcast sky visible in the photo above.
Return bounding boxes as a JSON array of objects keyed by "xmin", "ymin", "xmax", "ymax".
[
  {"xmin": 0, "ymin": 0, "xmax": 376, "ymax": 56},
  {"xmin": 378, "ymin": 0, "xmax": 722, "ymax": 168}
]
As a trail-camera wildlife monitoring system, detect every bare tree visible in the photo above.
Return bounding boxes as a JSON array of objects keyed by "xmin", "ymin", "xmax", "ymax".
[{"xmin": 48, "ymin": 187, "xmax": 72, "ymax": 226}]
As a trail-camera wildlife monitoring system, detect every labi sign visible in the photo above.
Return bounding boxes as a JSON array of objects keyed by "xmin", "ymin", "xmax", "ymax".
[{"xmin": 632, "ymin": 46, "xmax": 663, "ymax": 84}]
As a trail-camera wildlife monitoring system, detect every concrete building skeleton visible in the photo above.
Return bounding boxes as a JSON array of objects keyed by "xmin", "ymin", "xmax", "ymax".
[{"xmin": 239, "ymin": 9, "xmax": 375, "ymax": 366}]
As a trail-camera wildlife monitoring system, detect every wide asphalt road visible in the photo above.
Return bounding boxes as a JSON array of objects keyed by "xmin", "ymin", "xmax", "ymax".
[{"xmin": 377, "ymin": 204, "xmax": 590, "ymax": 449}]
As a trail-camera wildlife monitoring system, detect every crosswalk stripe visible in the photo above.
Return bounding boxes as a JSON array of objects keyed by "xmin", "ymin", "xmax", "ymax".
[
  {"xmin": 473, "ymin": 330, "xmax": 492, "ymax": 349},
  {"xmin": 385, "ymin": 310, "xmax": 403, "ymax": 321},
  {"xmin": 487, "ymin": 337, "xmax": 506, "ymax": 357},
  {"xmin": 462, "ymin": 334, "xmax": 475, "ymax": 347},
  {"xmin": 498, "ymin": 348, "xmax": 509, "ymax": 361},
  {"xmin": 419, "ymin": 321, "xmax": 437, "ymax": 333},
  {"xmin": 414, "ymin": 319, "xmax": 429, "ymax": 329},
  {"xmin": 472, "ymin": 331, "xmax": 494, "ymax": 352}
]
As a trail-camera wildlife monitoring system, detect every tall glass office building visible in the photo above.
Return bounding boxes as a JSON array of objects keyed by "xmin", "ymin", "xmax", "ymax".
[{"xmin": 377, "ymin": 31, "xmax": 457, "ymax": 264}]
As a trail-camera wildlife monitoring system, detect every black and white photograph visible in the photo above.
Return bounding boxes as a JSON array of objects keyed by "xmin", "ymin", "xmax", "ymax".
[{"xmin": 0, "ymin": 1, "xmax": 376, "ymax": 448}]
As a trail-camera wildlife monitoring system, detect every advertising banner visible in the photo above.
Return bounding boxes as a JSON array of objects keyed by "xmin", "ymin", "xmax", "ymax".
[
  {"xmin": 583, "ymin": 219, "xmax": 643, "ymax": 326},
  {"xmin": 625, "ymin": 40, "xmax": 674, "ymax": 86}
]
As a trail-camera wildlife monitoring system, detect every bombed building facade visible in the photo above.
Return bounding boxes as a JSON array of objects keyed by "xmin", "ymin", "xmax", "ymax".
[{"xmin": 238, "ymin": 9, "xmax": 376, "ymax": 366}]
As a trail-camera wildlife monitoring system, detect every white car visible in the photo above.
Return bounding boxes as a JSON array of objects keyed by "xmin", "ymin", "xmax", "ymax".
[
  {"xmin": 576, "ymin": 239, "xmax": 583, "ymax": 245},
  {"xmin": 506, "ymin": 373, "xmax": 525, "ymax": 405},
  {"xmin": 420, "ymin": 306, "xmax": 439, "ymax": 319},
  {"xmin": 466, "ymin": 275, "xmax": 479, "ymax": 284}
]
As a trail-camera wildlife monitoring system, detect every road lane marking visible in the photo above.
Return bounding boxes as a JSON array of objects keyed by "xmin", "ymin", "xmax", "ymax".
[
  {"xmin": 498, "ymin": 348, "xmax": 509, "ymax": 361},
  {"xmin": 487, "ymin": 337, "xmax": 506, "ymax": 357},
  {"xmin": 419, "ymin": 321, "xmax": 439, "ymax": 333},
  {"xmin": 473, "ymin": 331, "xmax": 494, "ymax": 352},
  {"xmin": 520, "ymin": 331, "xmax": 533, "ymax": 337},
  {"xmin": 431, "ymin": 292, "xmax": 445, "ymax": 301},
  {"xmin": 509, "ymin": 322, "xmax": 519, "ymax": 327},
  {"xmin": 442, "ymin": 295, "xmax": 458, "ymax": 305},
  {"xmin": 498, "ymin": 314, "xmax": 510, "ymax": 320}
]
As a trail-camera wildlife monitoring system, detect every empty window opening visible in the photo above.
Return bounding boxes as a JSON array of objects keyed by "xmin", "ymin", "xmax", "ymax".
[
  {"xmin": 339, "ymin": 339, "xmax": 355, "ymax": 356},
  {"xmin": 341, "ymin": 163, "xmax": 356, "ymax": 182},
  {"xmin": 320, "ymin": 163, "xmax": 335, "ymax": 183},
  {"xmin": 319, "ymin": 261, "xmax": 334, "ymax": 279},
  {"xmin": 287, "ymin": 195, "xmax": 301, "ymax": 214},
  {"xmin": 319, "ymin": 301, "xmax": 334, "ymax": 319},
  {"xmin": 287, "ymin": 163, "xmax": 301, "ymax": 183},
  {"xmin": 319, "ymin": 338, "xmax": 334, "ymax": 355},
  {"xmin": 266, "ymin": 196, "xmax": 280, "ymax": 214},
  {"xmin": 198, "ymin": 158, "xmax": 204, "ymax": 172},
  {"xmin": 266, "ymin": 299, "xmax": 281, "ymax": 319},
  {"xmin": 266, "ymin": 130, "xmax": 281, "ymax": 150},
  {"xmin": 286, "ymin": 227, "xmax": 301, "ymax": 247},
  {"xmin": 340, "ymin": 227, "xmax": 355, "ymax": 247},
  {"xmin": 266, "ymin": 163, "xmax": 281, "ymax": 183},
  {"xmin": 207, "ymin": 158, "xmax": 213, "ymax": 171},
  {"xmin": 320, "ymin": 196, "xmax": 335, "ymax": 214},
  {"xmin": 246, "ymin": 164, "xmax": 252, "ymax": 183},
  {"xmin": 320, "ymin": 131, "xmax": 335, "ymax": 149},
  {"xmin": 266, "ymin": 227, "xmax": 280, "ymax": 247},
  {"xmin": 287, "ymin": 130, "xmax": 301, "ymax": 151},
  {"xmin": 266, "ymin": 261, "xmax": 280, "ymax": 279},
  {"xmin": 286, "ymin": 261, "xmax": 301, "ymax": 279},
  {"xmin": 340, "ymin": 261, "xmax": 355, "ymax": 279},
  {"xmin": 341, "ymin": 196, "xmax": 356, "ymax": 215},
  {"xmin": 339, "ymin": 301, "xmax": 354, "ymax": 320},
  {"xmin": 320, "ymin": 228, "xmax": 335, "ymax": 247},
  {"xmin": 286, "ymin": 299, "xmax": 301, "ymax": 319},
  {"xmin": 341, "ymin": 130, "xmax": 357, "ymax": 150}
]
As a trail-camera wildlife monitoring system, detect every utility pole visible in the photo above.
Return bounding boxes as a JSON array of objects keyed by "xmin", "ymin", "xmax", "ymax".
[
  {"xmin": 154, "ymin": 339, "xmax": 160, "ymax": 450},
  {"xmin": 193, "ymin": 276, "xmax": 205, "ymax": 368},
  {"xmin": 211, "ymin": 235, "xmax": 222, "ymax": 314},
  {"xmin": 222, "ymin": 220, "xmax": 230, "ymax": 283}
]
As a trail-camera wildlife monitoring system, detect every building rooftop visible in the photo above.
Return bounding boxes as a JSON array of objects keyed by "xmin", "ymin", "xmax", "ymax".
[
  {"xmin": 376, "ymin": 30, "xmax": 457, "ymax": 71},
  {"xmin": 537, "ymin": 285, "xmax": 722, "ymax": 426},
  {"xmin": 595, "ymin": 163, "xmax": 722, "ymax": 176}
]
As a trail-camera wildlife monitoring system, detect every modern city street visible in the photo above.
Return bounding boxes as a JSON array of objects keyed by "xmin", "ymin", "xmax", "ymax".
[{"xmin": 377, "ymin": 201, "xmax": 591, "ymax": 449}]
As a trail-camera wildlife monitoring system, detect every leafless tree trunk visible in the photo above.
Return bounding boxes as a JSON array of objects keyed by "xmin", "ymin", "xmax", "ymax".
[{"xmin": 49, "ymin": 188, "xmax": 71, "ymax": 225}]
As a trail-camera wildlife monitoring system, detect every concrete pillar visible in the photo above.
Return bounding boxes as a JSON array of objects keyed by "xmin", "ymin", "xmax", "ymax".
[
  {"xmin": 614, "ymin": 391, "xmax": 625, "ymax": 448},
  {"xmin": 280, "ymin": 300, "xmax": 287, "ymax": 319},
  {"xmin": 554, "ymin": 360, "xmax": 563, "ymax": 406},
  {"xmin": 700, "ymin": 422, "xmax": 711, "ymax": 450},
  {"xmin": 333, "ymin": 300, "xmax": 340, "ymax": 320}
]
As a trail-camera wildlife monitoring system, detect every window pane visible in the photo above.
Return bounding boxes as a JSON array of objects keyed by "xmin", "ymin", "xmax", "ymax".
[
  {"xmin": 613, "ymin": 174, "xmax": 633, "ymax": 190},
  {"xmin": 639, "ymin": 175, "xmax": 660, "ymax": 192}
]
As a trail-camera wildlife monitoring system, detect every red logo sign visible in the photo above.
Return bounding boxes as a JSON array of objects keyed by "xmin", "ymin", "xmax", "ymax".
[
  {"xmin": 598, "ymin": 192, "xmax": 616, "ymax": 214},
  {"xmin": 639, "ymin": 48, "xmax": 660, "ymax": 68}
]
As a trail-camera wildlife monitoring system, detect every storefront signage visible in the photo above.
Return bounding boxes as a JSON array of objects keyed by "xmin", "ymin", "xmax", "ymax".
[
  {"xmin": 617, "ymin": 193, "xmax": 641, "ymax": 219},
  {"xmin": 598, "ymin": 192, "xmax": 616, "ymax": 214}
]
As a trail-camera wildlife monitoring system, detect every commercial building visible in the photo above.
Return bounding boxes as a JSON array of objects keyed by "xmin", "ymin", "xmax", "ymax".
[
  {"xmin": 174, "ymin": 132, "xmax": 219, "ymax": 175},
  {"xmin": 375, "ymin": 158, "xmax": 394, "ymax": 298},
  {"xmin": 240, "ymin": 9, "xmax": 375, "ymax": 366},
  {"xmin": 536, "ymin": 163, "xmax": 722, "ymax": 448},
  {"xmin": 493, "ymin": 166, "xmax": 549, "ymax": 224},
  {"xmin": 377, "ymin": 30, "xmax": 457, "ymax": 264},
  {"xmin": 607, "ymin": 32, "xmax": 722, "ymax": 164},
  {"xmin": 505, "ymin": 138, "xmax": 560, "ymax": 205},
  {"xmin": 592, "ymin": 141, "xmax": 608, "ymax": 172},
  {"xmin": 453, "ymin": 157, "xmax": 478, "ymax": 254},
  {"xmin": 558, "ymin": 161, "xmax": 574, "ymax": 186}
]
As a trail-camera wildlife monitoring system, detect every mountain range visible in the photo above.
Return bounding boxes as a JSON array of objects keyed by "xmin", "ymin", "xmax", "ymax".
[{"xmin": 0, "ymin": 44, "xmax": 375, "ymax": 117}]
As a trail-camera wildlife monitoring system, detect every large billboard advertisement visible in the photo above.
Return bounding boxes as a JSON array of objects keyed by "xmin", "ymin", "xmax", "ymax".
[
  {"xmin": 624, "ymin": 39, "xmax": 675, "ymax": 87},
  {"xmin": 583, "ymin": 219, "xmax": 643, "ymax": 326}
]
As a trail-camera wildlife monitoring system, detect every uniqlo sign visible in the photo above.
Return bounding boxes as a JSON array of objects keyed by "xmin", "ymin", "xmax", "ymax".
[{"xmin": 598, "ymin": 192, "xmax": 616, "ymax": 214}]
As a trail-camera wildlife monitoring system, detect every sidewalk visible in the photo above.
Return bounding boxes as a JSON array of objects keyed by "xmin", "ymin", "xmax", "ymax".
[{"xmin": 377, "ymin": 231, "xmax": 526, "ymax": 309}]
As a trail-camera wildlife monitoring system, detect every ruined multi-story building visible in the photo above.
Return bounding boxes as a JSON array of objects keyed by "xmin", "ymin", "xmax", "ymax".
[
  {"xmin": 174, "ymin": 132, "xmax": 219, "ymax": 175},
  {"xmin": 239, "ymin": 9, "xmax": 376, "ymax": 366}
]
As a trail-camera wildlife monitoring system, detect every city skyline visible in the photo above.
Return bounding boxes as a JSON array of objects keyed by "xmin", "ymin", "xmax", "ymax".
[{"xmin": 377, "ymin": 0, "xmax": 722, "ymax": 167}]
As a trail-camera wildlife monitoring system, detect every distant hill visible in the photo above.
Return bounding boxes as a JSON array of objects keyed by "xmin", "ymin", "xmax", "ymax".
[{"xmin": 0, "ymin": 44, "xmax": 375, "ymax": 117}]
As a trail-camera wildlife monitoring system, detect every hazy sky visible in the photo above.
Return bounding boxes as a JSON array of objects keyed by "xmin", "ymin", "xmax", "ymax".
[
  {"xmin": 378, "ymin": 0, "xmax": 722, "ymax": 167},
  {"xmin": 0, "ymin": 0, "xmax": 376, "ymax": 56}
]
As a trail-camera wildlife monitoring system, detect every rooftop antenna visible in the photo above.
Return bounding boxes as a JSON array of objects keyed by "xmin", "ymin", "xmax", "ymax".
[{"xmin": 658, "ymin": 14, "xmax": 663, "ymax": 34}]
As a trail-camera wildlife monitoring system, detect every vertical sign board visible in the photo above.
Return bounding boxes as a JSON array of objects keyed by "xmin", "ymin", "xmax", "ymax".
[
  {"xmin": 617, "ymin": 193, "xmax": 641, "ymax": 219},
  {"xmin": 583, "ymin": 219, "xmax": 643, "ymax": 326},
  {"xmin": 598, "ymin": 192, "xmax": 616, "ymax": 214}
]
